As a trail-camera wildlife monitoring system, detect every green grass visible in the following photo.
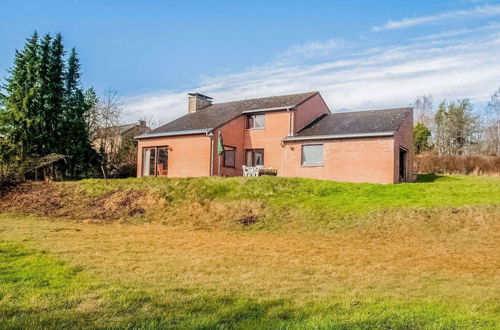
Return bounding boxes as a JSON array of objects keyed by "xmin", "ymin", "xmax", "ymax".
[
  {"xmin": 76, "ymin": 174, "xmax": 500, "ymax": 210},
  {"xmin": 0, "ymin": 175, "xmax": 499, "ymax": 328},
  {"xmin": 69, "ymin": 174, "xmax": 500, "ymax": 230},
  {"xmin": 1, "ymin": 239, "xmax": 497, "ymax": 329}
]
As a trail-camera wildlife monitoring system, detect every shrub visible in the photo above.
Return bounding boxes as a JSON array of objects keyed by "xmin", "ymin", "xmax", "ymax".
[{"xmin": 415, "ymin": 152, "xmax": 500, "ymax": 175}]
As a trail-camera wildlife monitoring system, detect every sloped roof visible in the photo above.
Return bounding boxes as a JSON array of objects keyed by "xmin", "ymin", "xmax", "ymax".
[
  {"xmin": 289, "ymin": 107, "xmax": 412, "ymax": 139},
  {"xmin": 146, "ymin": 91, "xmax": 318, "ymax": 135},
  {"xmin": 116, "ymin": 123, "xmax": 138, "ymax": 135}
]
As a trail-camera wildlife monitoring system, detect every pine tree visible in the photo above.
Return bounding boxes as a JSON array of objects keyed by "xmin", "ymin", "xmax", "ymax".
[
  {"xmin": 62, "ymin": 48, "xmax": 97, "ymax": 177},
  {"xmin": 2, "ymin": 31, "xmax": 99, "ymax": 179},
  {"xmin": 38, "ymin": 33, "xmax": 52, "ymax": 155},
  {"xmin": 44, "ymin": 33, "xmax": 65, "ymax": 155},
  {"xmin": 1, "ymin": 32, "xmax": 42, "ymax": 161}
]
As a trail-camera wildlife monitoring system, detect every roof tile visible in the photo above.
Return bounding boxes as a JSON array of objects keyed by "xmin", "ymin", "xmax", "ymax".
[{"xmin": 149, "ymin": 91, "xmax": 318, "ymax": 134}]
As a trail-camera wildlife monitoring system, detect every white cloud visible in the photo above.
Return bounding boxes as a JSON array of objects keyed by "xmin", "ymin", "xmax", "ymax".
[
  {"xmin": 123, "ymin": 28, "xmax": 500, "ymax": 126},
  {"xmin": 373, "ymin": 4, "xmax": 500, "ymax": 31},
  {"xmin": 278, "ymin": 39, "xmax": 342, "ymax": 60}
]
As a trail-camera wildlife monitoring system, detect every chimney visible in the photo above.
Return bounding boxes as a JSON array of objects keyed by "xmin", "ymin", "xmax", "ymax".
[{"xmin": 188, "ymin": 93, "xmax": 213, "ymax": 113}]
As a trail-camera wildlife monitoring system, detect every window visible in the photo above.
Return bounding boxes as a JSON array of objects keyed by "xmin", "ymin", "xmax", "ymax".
[
  {"xmin": 157, "ymin": 147, "xmax": 168, "ymax": 176},
  {"xmin": 246, "ymin": 114, "xmax": 265, "ymax": 129},
  {"xmin": 301, "ymin": 144, "xmax": 323, "ymax": 166},
  {"xmin": 142, "ymin": 146, "xmax": 168, "ymax": 176},
  {"xmin": 223, "ymin": 146, "xmax": 236, "ymax": 168},
  {"xmin": 245, "ymin": 149, "xmax": 264, "ymax": 166}
]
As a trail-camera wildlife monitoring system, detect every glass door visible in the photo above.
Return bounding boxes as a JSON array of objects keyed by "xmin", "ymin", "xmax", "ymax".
[
  {"xmin": 142, "ymin": 147, "xmax": 156, "ymax": 176},
  {"xmin": 142, "ymin": 146, "xmax": 168, "ymax": 177}
]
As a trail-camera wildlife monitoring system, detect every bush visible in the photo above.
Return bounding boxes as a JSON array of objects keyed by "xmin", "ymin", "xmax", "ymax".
[{"xmin": 415, "ymin": 152, "xmax": 500, "ymax": 175}]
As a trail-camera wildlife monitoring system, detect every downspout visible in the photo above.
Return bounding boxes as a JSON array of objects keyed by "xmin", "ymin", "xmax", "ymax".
[
  {"xmin": 208, "ymin": 131, "xmax": 214, "ymax": 176},
  {"xmin": 283, "ymin": 108, "xmax": 293, "ymax": 177}
]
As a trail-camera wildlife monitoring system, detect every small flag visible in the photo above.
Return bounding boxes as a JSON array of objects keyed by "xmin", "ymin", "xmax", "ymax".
[{"xmin": 217, "ymin": 132, "xmax": 224, "ymax": 155}]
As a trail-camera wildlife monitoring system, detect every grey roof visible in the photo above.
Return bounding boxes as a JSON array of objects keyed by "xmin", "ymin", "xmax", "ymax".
[
  {"xmin": 147, "ymin": 91, "xmax": 318, "ymax": 135},
  {"xmin": 116, "ymin": 123, "xmax": 138, "ymax": 135},
  {"xmin": 293, "ymin": 107, "xmax": 412, "ymax": 138}
]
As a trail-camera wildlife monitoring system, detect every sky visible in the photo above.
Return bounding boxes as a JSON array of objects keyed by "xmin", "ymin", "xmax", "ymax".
[{"xmin": 1, "ymin": 0, "xmax": 500, "ymax": 125}]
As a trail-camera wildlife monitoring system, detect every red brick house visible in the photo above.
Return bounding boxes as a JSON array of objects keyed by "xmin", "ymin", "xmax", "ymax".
[{"xmin": 135, "ymin": 92, "xmax": 413, "ymax": 183}]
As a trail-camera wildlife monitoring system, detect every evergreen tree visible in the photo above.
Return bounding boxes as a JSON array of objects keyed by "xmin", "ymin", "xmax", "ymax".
[
  {"xmin": 38, "ymin": 33, "xmax": 52, "ymax": 155},
  {"xmin": 62, "ymin": 48, "xmax": 97, "ymax": 177},
  {"xmin": 413, "ymin": 123, "xmax": 431, "ymax": 154},
  {"xmin": 1, "ymin": 32, "xmax": 42, "ymax": 161},
  {"xmin": 44, "ymin": 33, "xmax": 65, "ymax": 155},
  {"xmin": 1, "ymin": 31, "xmax": 105, "ymax": 179}
]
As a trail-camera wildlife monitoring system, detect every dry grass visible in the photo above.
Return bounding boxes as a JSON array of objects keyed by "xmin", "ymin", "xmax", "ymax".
[
  {"xmin": 0, "ymin": 212, "xmax": 498, "ymax": 303},
  {"xmin": 0, "ymin": 175, "xmax": 499, "ymax": 327}
]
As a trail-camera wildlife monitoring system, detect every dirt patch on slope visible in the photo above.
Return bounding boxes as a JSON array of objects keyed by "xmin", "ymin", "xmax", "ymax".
[
  {"xmin": 0, "ymin": 182, "xmax": 165, "ymax": 221},
  {"xmin": 0, "ymin": 182, "xmax": 265, "ymax": 227}
]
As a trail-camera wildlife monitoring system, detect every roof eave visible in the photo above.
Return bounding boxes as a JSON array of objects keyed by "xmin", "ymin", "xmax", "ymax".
[
  {"xmin": 282, "ymin": 131, "xmax": 395, "ymax": 141},
  {"xmin": 241, "ymin": 106, "xmax": 294, "ymax": 114},
  {"xmin": 135, "ymin": 128, "xmax": 213, "ymax": 139}
]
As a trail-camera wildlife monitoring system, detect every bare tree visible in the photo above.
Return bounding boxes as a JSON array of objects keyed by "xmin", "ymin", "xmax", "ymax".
[
  {"xmin": 84, "ymin": 89, "xmax": 124, "ymax": 176},
  {"xmin": 434, "ymin": 99, "xmax": 480, "ymax": 155},
  {"xmin": 413, "ymin": 95, "xmax": 434, "ymax": 127},
  {"xmin": 140, "ymin": 114, "xmax": 165, "ymax": 131},
  {"xmin": 485, "ymin": 87, "xmax": 500, "ymax": 155}
]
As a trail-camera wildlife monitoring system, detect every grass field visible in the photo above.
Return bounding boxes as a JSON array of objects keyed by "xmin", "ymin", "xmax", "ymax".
[{"xmin": 0, "ymin": 175, "xmax": 499, "ymax": 328}]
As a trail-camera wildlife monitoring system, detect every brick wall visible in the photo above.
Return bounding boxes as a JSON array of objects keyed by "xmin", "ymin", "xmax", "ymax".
[
  {"xmin": 137, "ymin": 134, "xmax": 211, "ymax": 177},
  {"xmin": 212, "ymin": 116, "xmax": 246, "ymax": 176},
  {"xmin": 393, "ymin": 109, "xmax": 414, "ymax": 182},
  {"xmin": 282, "ymin": 136, "xmax": 396, "ymax": 184},
  {"xmin": 293, "ymin": 93, "xmax": 330, "ymax": 133}
]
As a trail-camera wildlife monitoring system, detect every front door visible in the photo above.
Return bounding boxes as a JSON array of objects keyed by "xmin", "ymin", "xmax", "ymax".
[{"xmin": 399, "ymin": 147, "xmax": 407, "ymax": 182}]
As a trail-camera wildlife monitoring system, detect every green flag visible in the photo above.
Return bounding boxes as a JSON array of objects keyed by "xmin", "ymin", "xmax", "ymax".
[{"xmin": 217, "ymin": 132, "xmax": 224, "ymax": 155}]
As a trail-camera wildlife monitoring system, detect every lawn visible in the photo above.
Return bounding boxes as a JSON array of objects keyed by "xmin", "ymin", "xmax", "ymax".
[{"xmin": 0, "ymin": 175, "xmax": 499, "ymax": 328}]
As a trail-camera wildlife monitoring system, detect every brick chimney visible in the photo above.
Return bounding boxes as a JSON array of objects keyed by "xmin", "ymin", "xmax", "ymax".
[{"xmin": 188, "ymin": 93, "xmax": 213, "ymax": 113}]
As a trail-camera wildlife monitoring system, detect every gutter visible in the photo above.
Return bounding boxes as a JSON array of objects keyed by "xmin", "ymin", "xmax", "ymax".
[
  {"xmin": 135, "ymin": 128, "xmax": 213, "ymax": 139},
  {"xmin": 282, "ymin": 131, "xmax": 395, "ymax": 142},
  {"xmin": 241, "ymin": 106, "xmax": 294, "ymax": 114}
]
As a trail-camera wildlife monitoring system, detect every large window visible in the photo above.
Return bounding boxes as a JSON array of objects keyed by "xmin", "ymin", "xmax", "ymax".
[
  {"xmin": 142, "ymin": 146, "xmax": 168, "ymax": 176},
  {"xmin": 301, "ymin": 144, "xmax": 323, "ymax": 166},
  {"xmin": 245, "ymin": 149, "xmax": 264, "ymax": 167},
  {"xmin": 223, "ymin": 146, "xmax": 236, "ymax": 168},
  {"xmin": 246, "ymin": 114, "xmax": 265, "ymax": 129}
]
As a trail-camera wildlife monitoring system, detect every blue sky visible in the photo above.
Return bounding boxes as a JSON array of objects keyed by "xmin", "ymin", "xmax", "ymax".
[{"xmin": 1, "ymin": 0, "xmax": 500, "ymax": 123}]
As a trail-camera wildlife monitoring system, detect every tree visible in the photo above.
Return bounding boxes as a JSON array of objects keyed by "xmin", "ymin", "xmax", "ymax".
[
  {"xmin": 1, "ymin": 32, "xmax": 100, "ymax": 180},
  {"xmin": 62, "ymin": 48, "xmax": 98, "ymax": 177},
  {"xmin": 1, "ymin": 32, "xmax": 42, "ymax": 162},
  {"xmin": 434, "ymin": 99, "xmax": 479, "ymax": 155},
  {"xmin": 43, "ymin": 33, "xmax": 65, "ymax": 156},
  {"xmin": 485, "ymin": 87, "xmax": 500, "ymax": 155},
  {"xmin": 413, "ymin": 123, "xmax": 431, "ymax": 154},
  {"xmin": 85, "ymin": 89, "xmax": 123, "ymax": 177},
  {"xmin": 413, "ymin": 95, "xmax": 434, "ymax": 128}
]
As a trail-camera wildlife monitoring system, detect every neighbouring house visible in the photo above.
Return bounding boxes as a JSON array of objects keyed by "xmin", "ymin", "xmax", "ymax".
[
  {"xmin": 93, "ymin": 120, "xmax": 151, "ymax": 177},
  {"xmin": 135, "ymin": 92, "xmax": 413, "ymax": 183},
  {"xmin": 93, "ymin": 120, "xmax": 151, "ymax": 154}
]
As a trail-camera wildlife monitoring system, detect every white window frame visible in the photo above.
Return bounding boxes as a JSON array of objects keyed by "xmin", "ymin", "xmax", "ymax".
[{"xmin": 246, "ymin": 114, "xmax": 265, "ymax": 129}]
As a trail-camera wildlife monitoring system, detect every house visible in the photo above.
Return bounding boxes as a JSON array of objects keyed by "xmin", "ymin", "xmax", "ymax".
[
  {"xmin": 93, "ymin": 120, "xmax": 151, "ymax": 154},
  {"xmin": 135, "ymin": 92, "xmax": 413, "ymax": 183}
]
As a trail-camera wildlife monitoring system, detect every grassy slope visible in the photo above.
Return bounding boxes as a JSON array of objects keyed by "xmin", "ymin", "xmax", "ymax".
[
  {"xmin": 73, "ymin": 174, "xmax": 500, "ymax": 230},
  {"xmin": 0, "ymin": 175, "xmax": 499, "ymax": 328}
]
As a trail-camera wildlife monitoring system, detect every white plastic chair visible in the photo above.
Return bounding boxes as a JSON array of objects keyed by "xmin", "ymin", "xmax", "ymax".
[{"xmin": 242, "ymin": 165, "xmax": 253, "ymax": 177}]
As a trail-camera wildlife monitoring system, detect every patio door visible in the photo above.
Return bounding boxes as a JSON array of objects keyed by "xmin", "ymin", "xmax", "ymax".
[
  {"xmin": 245, "ymin": 149, "xmax": 264, "ymax": 166},
  {"xmin": 142, "ymin": 146, "xmax": 168, "ymax": 177}
]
